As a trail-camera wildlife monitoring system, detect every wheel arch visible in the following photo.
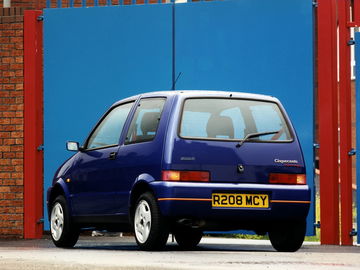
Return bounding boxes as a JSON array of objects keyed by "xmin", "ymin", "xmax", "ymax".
[
  {"xmin": 129, "ymin": 173, "xmax": 157, "ymax": 221},
  {"xmin": 47, "ymin": 179, "xmax": 71, "ymax": 220}
]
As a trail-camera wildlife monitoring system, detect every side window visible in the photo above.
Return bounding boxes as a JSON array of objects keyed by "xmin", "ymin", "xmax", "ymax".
[
  {"xmin": 86, "ymin": 102, "xmax": 134, "ymax": 150},
  {"xmin": 125, "ymin": 98, "xmax": 166, "ymax": 144}
]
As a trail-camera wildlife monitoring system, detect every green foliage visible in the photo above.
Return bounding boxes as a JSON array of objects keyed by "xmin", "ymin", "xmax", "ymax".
[{"xmin": 207, "ymin": 233, "xmax": 269, "ymax": 240}]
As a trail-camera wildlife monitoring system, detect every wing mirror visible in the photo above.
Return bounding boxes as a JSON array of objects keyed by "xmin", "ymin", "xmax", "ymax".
[{"xmin": 66, "ymin": 141, "xmax": 82, "ymax": 152}]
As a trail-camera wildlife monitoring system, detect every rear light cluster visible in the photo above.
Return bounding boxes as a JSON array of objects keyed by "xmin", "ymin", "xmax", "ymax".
[
  {"xmin": 162, "ymin": 170, "xmax": 210, "ymax": 182},
  {"xmin": 269, "ymin": 173, "xmax": 306, "ymax": 185}
]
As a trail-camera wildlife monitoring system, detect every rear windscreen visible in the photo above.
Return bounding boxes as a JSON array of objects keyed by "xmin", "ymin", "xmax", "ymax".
[{"xmin": 179, "ymin": 98, "xmax": 292, "ymax": 142}]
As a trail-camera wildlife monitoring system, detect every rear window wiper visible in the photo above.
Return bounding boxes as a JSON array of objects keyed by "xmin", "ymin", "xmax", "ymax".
[{"xmin": 236, "ymin": 130, "xmax": 280, "ymax": 148}]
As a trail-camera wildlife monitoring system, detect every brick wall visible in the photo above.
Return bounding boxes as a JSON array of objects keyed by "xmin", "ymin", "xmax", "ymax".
[
  {"xmin": 0, "ymin": 7, "xmax": 24, "ymax": 238},
  {"xmin": 0, "ymin": 1, "xmax": 45, "ymax": 9}
]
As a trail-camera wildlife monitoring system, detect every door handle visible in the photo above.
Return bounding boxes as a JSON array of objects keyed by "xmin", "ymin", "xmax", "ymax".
[{"xmin": 109, "ymin": 152, "xmax": 117, "ymax": 160}]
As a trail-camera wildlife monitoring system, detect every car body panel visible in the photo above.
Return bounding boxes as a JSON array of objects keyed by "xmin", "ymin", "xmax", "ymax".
[
  {"xmin": 151, "ymin": 181, "xmax": 310, "ymax": 216},
  {"xmin": 167, "ymin": 139, "xmax": 305, "ymax": 183},
  {"xmin": 69, "ymin": 145, "xmax": 123, "ymax": 215}
]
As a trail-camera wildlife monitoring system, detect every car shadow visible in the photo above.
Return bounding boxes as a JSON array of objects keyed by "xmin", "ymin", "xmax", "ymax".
[
  {"xmin": 73, "ymin": 239, "xmax": 360, "ymax": 254},
  {"xmin": 2, "ymin": 237, "xmax": 359, "ymax": 254},
  {"xmin": 73, "ymin": 239, "xmax": 276, "ymax": 253}
]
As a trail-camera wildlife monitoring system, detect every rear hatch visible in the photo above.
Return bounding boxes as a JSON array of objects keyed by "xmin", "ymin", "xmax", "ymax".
[{"xmin": 167, "ymin": 97, "xmax": 305, "ymax": 184}]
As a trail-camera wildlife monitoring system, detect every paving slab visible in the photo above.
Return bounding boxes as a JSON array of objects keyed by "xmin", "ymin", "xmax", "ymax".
[{"xmin": 0, "ymin": 236, "xmax": 359, "ymax": 270}]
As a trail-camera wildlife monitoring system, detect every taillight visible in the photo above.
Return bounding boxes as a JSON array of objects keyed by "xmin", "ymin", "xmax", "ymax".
[
  {"xmin": 269, "ymin": 173, "xmax": 306, "ymax": 185},
  {"xmin": 161, "ymin": 170, "xmax": 210, "ymax": 182}
]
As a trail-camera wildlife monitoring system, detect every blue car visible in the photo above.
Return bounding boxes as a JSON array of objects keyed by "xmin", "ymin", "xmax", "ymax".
[{"xmin": 47, "ymin": 90, "xmax": 310, "ymax": 251}]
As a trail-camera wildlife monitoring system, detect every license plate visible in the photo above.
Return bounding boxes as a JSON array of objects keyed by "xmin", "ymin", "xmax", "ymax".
[{"xmin": 212, "ymin": 193, "xmax": 269, "ymax": 208}]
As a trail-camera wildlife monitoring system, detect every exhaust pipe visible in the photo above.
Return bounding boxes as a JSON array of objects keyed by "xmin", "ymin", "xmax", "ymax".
[{"xmin": 176, "ymin": 218, "xmax": 205, "ymax": 229}]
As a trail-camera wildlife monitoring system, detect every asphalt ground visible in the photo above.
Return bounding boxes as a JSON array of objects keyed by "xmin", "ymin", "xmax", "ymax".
[{"xmin": 0, "ymin": 235, "xmax": 359, "ymax": 270}]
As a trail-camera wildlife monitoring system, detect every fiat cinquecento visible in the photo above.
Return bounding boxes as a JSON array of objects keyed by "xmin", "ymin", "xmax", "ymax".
[{"xmin": 47, "ymin": 90, "xmax": 310, "ymax": 251}]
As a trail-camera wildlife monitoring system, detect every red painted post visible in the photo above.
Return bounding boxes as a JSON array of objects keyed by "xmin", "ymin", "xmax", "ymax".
[
  {"xmin": 317, "ymin": 0, "xmax": 340, "ymax": 244},
  {"xmin": 354, "ymin": 0, "xmax": 360, "ymax": 25},
  {"xmin": 338, "ymin": 0, "xmax": 354, "ymax": 246},
  {"xmin": 24, "ymin": 10, "xmax": 44, "ymax": 239}
]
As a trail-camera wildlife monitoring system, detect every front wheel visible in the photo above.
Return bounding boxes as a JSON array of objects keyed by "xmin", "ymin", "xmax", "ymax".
[
  {"xmin": 133, "ymin": 192, "xmax": 169, "ymax": 250},
  {"xmin": 269, "ymin": 221, "xmax": 306, "ymax": 252},
  {"xmin": 50, "ymin": 195, "xmax": 79, "ymax": 248}
]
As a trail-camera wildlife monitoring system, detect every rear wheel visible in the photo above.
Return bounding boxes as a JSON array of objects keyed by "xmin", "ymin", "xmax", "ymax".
[
  {"xmin": 174, "ymin": 229, "xmax": 203, "ymax": 250},
  {"xmin": 133, "ymin": 192, "xmax": 169, "ymax": 250},
  {"xmin": 269, "ymin": 221, "xmax": 306, "ymax": 252},
  {"xmin": 50, "ymin": 195, "xmax": 79, "ymax": 248}
]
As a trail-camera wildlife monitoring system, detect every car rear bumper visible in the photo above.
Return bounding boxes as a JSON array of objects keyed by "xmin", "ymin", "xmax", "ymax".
[{"xmin": 150, "ymin": 181, "xmax": 310, "ymax": 230}]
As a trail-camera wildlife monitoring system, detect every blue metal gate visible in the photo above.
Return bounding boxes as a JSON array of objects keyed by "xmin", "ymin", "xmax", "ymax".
[
  {"xmin": 43, "ymin": 0, "xmax": 315, "ymax": 234},
  {"xmin": 43, "ymin": 3, "xmax": 173, "ymax": 228}
]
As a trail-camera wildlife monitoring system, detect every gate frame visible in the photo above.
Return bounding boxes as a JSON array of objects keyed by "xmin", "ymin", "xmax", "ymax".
[
  {"xmin": 338, "ymin": 0, "xmax": 353, "ymax": 246},
  {"xmin": 352, "ymin": 0, "xmax": 360, "ymax": 246},
  {"xmin": 24, "ymin": 10, "xmax": 43, "ymax": 239},
  {"xmin": 317, "ymin": 0, "xmax": 340, "ymax": 245},
  {"xmin": 318, "ymin": 0, "xmax": 359, "ymax": 245}
]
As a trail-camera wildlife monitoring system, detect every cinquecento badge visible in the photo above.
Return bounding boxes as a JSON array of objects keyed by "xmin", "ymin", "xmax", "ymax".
[{"xmin": 274, "ymin": 159, "xmax": 299, "ymax": 164}]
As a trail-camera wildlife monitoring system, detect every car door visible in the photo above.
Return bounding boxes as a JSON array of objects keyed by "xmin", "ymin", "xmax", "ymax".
[
  {"xmin": 70, "ymin": 101, "xmax": 135, "ymax": 217},
  {"xmin": 114, "ymin": 97, "xmax": 167, "ymax": 214}
]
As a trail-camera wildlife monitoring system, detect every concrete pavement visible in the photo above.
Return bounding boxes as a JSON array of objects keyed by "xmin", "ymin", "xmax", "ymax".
[{"xmin": 0, "ymin": 236, "xmax": 359, "ymax": 270}]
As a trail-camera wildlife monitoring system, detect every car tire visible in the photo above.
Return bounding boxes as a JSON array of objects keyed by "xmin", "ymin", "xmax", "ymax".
[
  {"xmin": 133, "ymin": 192, "xmax": 169, "ymax": 251},
  {"xmin": 50, "ymin": 195, "xmax": 80, "ymax": 248},
  {"xmin": 269, "ymin": 220, "xmax": 306, "ymax": 252},
  {"xmin": 174, "ymin": 229, "xmax": 203, "ymax": 250}
]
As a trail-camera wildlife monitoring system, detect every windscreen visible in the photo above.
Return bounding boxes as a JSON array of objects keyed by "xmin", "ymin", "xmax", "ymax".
[{"xmin": 180, "ymin": 98, "xmax": 292, "ymax": 142}]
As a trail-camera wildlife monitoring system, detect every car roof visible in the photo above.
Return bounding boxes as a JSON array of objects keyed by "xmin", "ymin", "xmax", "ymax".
[{"xmin": 112, "ymin": 90, "xmax": 279, "ymax": 107}]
